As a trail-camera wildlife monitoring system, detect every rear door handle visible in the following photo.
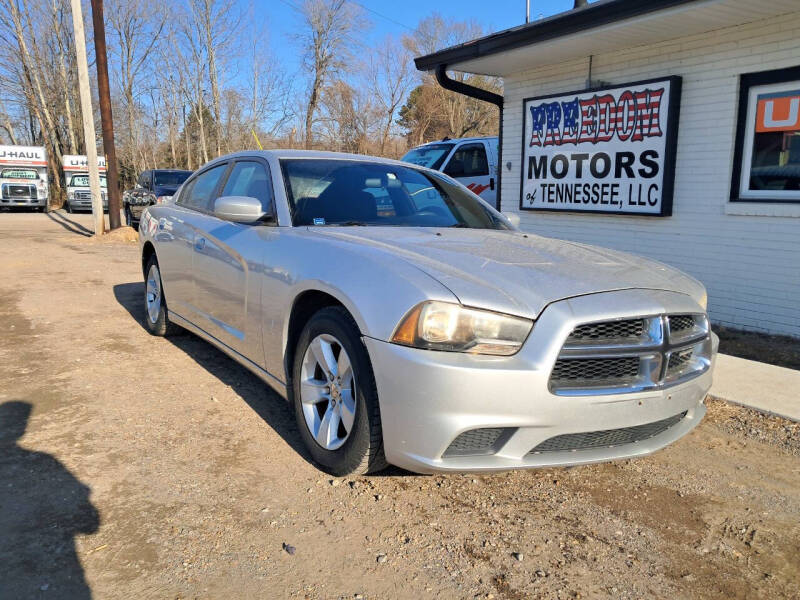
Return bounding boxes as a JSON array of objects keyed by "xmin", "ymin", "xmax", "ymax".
[{"xmin": 195, "ymin": 237, "xmax": 206, "ymax": 251}]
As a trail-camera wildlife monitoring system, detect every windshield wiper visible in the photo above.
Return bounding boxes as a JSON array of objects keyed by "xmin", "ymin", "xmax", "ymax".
[
  {"xmin": 337, "ymin": 221, "xmax": 367, "ymax": 226},
  {"xmin": 449, "ymin": 223, "xmax": 470, "ymax": 228}
]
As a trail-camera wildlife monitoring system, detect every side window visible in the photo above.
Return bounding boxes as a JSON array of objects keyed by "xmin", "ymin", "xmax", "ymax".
[
  {"xmin": 444, "ymin": 143, "xmax": 490, "ymax": 178},
  {"xmin": 179, "ymin": 164, "xmax": 228, "ymax": 211},
  {"xmin": 221, "ymin": 161, "xmax": 273, "ymax": 213}
]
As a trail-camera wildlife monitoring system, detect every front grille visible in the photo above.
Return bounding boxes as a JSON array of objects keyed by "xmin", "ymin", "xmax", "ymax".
[
  {"xmin": 550, "ymin": 313, "xmax": 711, "ymax": 395},
  {"xmin": 3, "ymin": 184, "xmax": 36, "ymax": 199},
  {"xmin": 74, "ymin": 190, "xmax": 91, "ymax": 201},
  {"xmin": 568, "ymin": 319, "xmax": 645, "ymax": 343},
  {"xmin": 529, "ymin": 411, "xmax": 687, "ymax": 453},
  {"xmin": 668, "ymin": 348, "xmax": 693, "ymax": 371},
  {"xmin": 668, "ymin": 315, "xmax": 695, "ymax": 333},
  {"xmin": 551, "ymin": 356, "xmax": 640, "ymax": 383},
  {"xmin": 443, "ymin": 428, "xmax": 511, "ymax": 457}
]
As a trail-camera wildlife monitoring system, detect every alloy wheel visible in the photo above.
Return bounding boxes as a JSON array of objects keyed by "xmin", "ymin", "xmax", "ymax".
[
  {"xmin": 299, "ymin": 334, "xmax": 357, "ymax": 451},
  {"xmin": 145, "ymin": 264, "xmax": 162, "ymax": 325}
]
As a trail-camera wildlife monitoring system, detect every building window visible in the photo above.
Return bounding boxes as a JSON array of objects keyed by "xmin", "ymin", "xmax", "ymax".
[{"xmin": 731, "ymin": 66, "xmax": 800, "ymax": 203}]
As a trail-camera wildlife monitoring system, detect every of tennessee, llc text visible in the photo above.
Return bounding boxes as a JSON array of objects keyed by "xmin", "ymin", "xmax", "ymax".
[{"xmin": 525, "ymin": 181, "xmax": 661, "ymax": 209}]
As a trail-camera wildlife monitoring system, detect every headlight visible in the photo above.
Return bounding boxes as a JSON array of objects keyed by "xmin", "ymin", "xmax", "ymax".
[
  {"xmin": 390, "ymin": 301, "xmax": 533, "ymax": 356},
  {"xmin": 699, "ymin": 289, "xmax": 708, "ymax": 311},
  {"xmin": 67, "ymin": 191, "xmax": 74, "ymax": 199},
  {"xmin": 155, "ymin": 195, "xmax": 172, "ymax": 204}
]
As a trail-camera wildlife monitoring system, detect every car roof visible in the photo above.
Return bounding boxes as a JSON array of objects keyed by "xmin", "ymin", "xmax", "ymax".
[
  {"xmin": 207, "ymin": 149, "xmax": 416, "ymax": 168},
  {"xmin": 413, "ymin": 136, "xmax": 498, "ymax": 148}
]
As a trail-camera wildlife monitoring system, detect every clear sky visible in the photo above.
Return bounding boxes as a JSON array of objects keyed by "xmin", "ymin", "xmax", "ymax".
[{"xmin": 264, "ymin": 0, "xmax": 576, "ymax": 74}]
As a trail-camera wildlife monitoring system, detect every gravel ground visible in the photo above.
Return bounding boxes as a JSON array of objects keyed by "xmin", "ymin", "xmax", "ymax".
[{"xmin": 1, "ymin": 211, "xmax": 798, "ymax": 600}]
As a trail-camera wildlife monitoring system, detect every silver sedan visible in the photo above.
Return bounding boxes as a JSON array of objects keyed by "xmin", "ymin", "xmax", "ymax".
[{"xmin": 138, "ymin": 150, "xmax": 717, "ymax": 475}]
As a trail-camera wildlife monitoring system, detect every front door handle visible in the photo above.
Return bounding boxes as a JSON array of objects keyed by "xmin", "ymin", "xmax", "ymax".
[{"xmin": 195, "ymin": 237, "xmax": 206, "ymax": 251}]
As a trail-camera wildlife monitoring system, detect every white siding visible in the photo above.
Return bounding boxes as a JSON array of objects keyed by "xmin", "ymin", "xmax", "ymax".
[{"xmin": 500, "ymin": 11, "xmax": 800, "ymax": 337}]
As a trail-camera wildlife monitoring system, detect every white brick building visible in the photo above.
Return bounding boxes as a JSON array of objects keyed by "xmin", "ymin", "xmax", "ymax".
[{"xmin": 416, "ymin": 0, "xmax": 800, "ymax": 338}]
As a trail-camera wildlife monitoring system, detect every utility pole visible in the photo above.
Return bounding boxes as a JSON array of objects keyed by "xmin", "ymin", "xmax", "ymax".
[
  {"xmin": 526, "ymin": 0, "xmax": 530, "ymax": 23},
  {"xmin": 69, "ymin": 0, "xmax": 104, "ymax": 235},
  {"xmin": 91, "ymin": 0, "xmax": 121, "ymax": 230}
]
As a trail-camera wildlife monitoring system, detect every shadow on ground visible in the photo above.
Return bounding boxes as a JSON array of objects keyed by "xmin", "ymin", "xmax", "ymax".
[
  {"xmin": 46, "ymin": 210, "xmax": 93, "ymax": 237},
  {"xmin": 112, "ymin": 281, "xmax": 319, "ymax": 469},
  {"xmin": 0, "ymin": 401, "xmax": 99, "ymax": 599},
  {"xmin": 112, "ymin": 281, "xmax": 412, "ymax": 477}
]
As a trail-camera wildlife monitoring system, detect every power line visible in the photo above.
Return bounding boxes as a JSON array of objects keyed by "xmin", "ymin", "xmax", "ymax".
[
  {"xmin": 347, "ymin": 1, "xmax": 415, "ymax": 31},
  {"xmin": 276, "ymin": 0, "xmax": 415, "ymax": 33}
]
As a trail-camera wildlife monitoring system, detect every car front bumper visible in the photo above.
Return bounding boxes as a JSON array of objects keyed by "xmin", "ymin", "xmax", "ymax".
[
  {"xmin": 365, "ymin": 288, "xmax": 717, "ymax": 474},
  {"xmin": 1, "ymin": 196, "xmax": 46, "ymax": 207}
]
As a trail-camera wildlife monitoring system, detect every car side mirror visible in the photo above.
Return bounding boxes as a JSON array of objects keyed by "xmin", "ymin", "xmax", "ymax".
[
  {"xmin": 214, "ymin": 195, "xmax": 267, "ymax": 223},
  {"xmin": 503, "ymin": 212, "xmax": 521, "ymax": 228}
]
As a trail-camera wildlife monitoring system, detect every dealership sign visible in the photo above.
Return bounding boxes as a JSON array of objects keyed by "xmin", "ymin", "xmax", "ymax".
[{"xmin": 520, "ymin": 76, "xmax": 681, "ymax": 216}]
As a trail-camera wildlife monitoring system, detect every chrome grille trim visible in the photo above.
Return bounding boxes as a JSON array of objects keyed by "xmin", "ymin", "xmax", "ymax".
[{"xmin": 549, "ymin": 313, "xmax": 711, "ymax": 396}]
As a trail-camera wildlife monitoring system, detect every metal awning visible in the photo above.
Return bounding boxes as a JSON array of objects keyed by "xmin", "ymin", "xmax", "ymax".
[{"xmin": 414, "ymin": 0, "xmax": 800, "ymax": 77}]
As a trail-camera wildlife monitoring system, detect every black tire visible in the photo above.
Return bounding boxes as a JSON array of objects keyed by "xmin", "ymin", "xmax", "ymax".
[
  {"xmin": 143, "ymin": 254, "xmax": 179, "ymax": 336},
  {"xmin": 292, "ymin": 306, "xmax": 387, "ymax": 476},
  {"xmin": 65, "ymin": 202, "xmax": 72, "ymax": 214},
  {"xmin": 124, "ymin": 205, "xmax": 133, "ymax": 227}
]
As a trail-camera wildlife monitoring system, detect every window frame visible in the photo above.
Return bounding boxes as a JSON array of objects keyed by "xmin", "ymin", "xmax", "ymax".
[
  {"xmin": 176, "ymin": 161, "xmax": 231, "ymax": 213},
  {"xmin": 443, "ymin": 142, "xmax": 490, "ymax": 178},
  {"xmin": 730, "ymin": 65, "xmax": 800, "ymax": 204},
  {"xmin": 216, "ymin": 157, "xmax": 276, "ymax": 223}
]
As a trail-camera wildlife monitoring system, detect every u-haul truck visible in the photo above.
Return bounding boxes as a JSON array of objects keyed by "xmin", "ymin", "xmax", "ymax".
[
  {"xmin": 0, "ymin": 145, "xmax": 49, "ymax": 211},
  {"xmin": 63, "ymin": 154, "xmax": 107, "ymax": 213}
]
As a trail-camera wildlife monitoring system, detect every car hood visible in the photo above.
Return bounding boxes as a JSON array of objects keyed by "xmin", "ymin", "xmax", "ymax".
[{"xmin": 311, "ymin": 227, "xmax": 703, "ymax": 318}]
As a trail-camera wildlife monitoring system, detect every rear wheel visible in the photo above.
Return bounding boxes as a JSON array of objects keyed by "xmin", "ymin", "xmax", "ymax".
[
  {"xmin": 144, "ymin": 255, "xmax": 178, "ymax": 336},
  {"xmin": 292, "ymin": 306, "xmax": 387, "ymax": 476}
]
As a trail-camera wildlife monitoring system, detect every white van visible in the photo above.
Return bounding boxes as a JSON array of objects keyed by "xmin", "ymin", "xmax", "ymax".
[
  {"xmin": 401, "ymin": 136, "xmax": 499, "ymax": 206},
  {"xmin": 0, "ymin": 145, "xmax": 49, "ymax": 211}
]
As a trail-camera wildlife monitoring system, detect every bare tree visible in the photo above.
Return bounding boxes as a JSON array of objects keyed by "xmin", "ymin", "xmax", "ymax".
[
  {"xmin": 400, "ymin": 14, "xmax": 501, "ymax": 143},
  {"xmin": 295, "ymin": 0, "xmax": 365, "ymax": 149},
  {"xmin": 106, "ymin": 0, "xmax": 166, "ymax": 172},
  {"xmin": 367, "ymin": 35, "xmax": 412, "ymax": 155}
]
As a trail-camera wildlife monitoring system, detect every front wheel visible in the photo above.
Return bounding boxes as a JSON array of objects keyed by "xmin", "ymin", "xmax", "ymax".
[
  {"xmin": 65, "ymin": 202, "xmax": 72, "ymax": 214},
  {"xmin": 292, "ymin": 306, "xmax": 387, "ymax": 476},
  {"xmin": 124, "ymin": 205, "xmax": 134, "ymax": 227},
  {"xmin": 143, "ymin": 255, "xmax": 178, "ymax": 336}
]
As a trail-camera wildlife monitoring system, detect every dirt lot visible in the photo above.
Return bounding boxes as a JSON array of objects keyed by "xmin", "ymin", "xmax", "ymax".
[{"xmin": 1, "ymin": 210, "xmax": 798, "ymax": 600}]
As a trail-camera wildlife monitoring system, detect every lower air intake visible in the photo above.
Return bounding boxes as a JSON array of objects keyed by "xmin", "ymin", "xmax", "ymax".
[
  {"xmin": 529, "ymin": 411, "xmax": 687, "ymax": 454},
  {"xmin": 443, "ymin": 427, "xmax": 512, "ymax": 457}
]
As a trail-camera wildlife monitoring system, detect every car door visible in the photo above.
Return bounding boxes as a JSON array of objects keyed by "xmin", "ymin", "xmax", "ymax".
[
  {"xmin": 191, "ymin": 159, "xmax": 274, "ymax": 359},
  {"xmin": 155, "ymin": 163, "xmax": 229, "ymax": 322},
  {"xmin": 443, "ymin": 142, "xmax": 496, "ymax": 205}
]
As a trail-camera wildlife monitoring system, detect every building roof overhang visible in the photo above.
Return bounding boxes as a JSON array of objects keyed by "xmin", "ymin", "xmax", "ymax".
[{"xmin": 414, "ymin": 0, "xmax": 800, "ymax": 77}]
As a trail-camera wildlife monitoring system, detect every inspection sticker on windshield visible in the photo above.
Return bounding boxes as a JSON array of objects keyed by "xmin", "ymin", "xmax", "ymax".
[{"xmin": 313, "ymin": 217, "xmax": 326, "ymax": 225}]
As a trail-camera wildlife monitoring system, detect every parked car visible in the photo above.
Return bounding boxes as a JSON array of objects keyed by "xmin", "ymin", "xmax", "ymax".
[
  {"xmin": 402, "ymin": 136, "xmax": 499, "ymax": 206},
  {"xmin": 138, "ymin": 150, "xmax": 717, "ymax": 475},
  {"xmin": 124, "ymin": 168, "xmax": 193, "ymax": 226}
]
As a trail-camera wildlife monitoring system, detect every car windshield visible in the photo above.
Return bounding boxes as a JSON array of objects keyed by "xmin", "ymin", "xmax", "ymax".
[
  {"xmin": 70, "ymin": 174, "xmax": 107, "ymax": 188},
  {"xmin": 281, "ymin": 159, "xmax": 510, "ymax": 230},
  {"xmin": 153, "ymin": 171, "xmax": 191, "ymax": 186},
  {"xmin": 1, "ymin": 168, "xmax": 38, "ymax": 179},
  {"xmin": 401, "ymin": 143, "xmax": 454, "ymax": 170}
]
